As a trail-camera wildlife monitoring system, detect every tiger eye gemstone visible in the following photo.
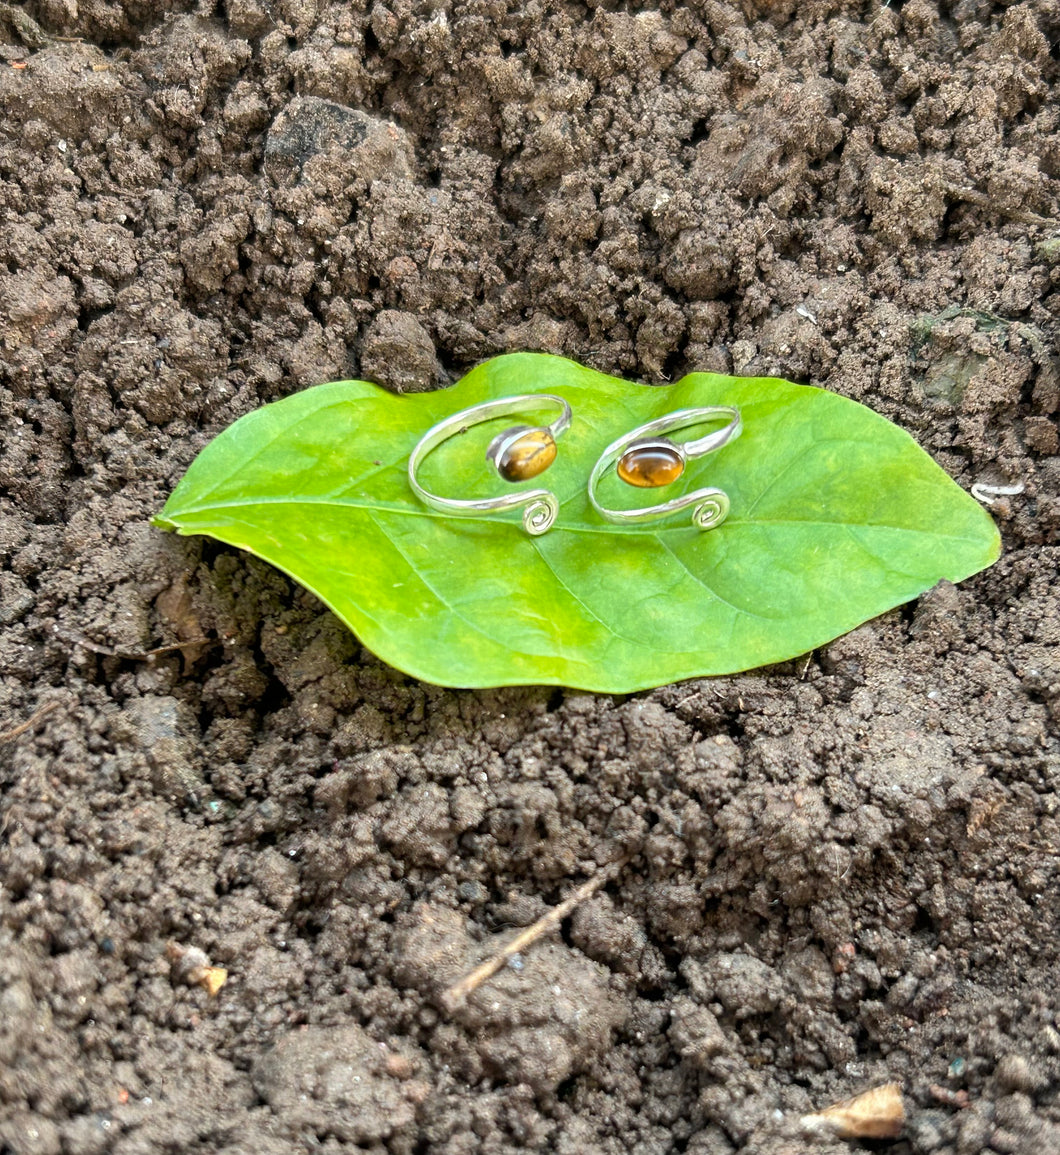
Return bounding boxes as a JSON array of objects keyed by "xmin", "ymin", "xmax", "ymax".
[
  {"xmin": 496, "ymin": 429, "xmax": 557, "ymax": 482},
  {"xmin": 617, "ymin": 444, "xmax": 684, "ymax": 488}
]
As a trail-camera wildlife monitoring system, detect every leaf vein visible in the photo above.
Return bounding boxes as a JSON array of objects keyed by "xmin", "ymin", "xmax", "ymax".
[
  {"xmin": 362, "ymin": 510, "xmax": 546, "ymax": 658},
  {"xmin": 169, "ymin": 497, "xmax": 991, "ymax": 547},
  {"xmin": 654, "ymin": 535, "xmax": 772, "ymax": 624},
  {"xmin": 527, "ymin": 541, "xmax": 650, "ymax": 649}
]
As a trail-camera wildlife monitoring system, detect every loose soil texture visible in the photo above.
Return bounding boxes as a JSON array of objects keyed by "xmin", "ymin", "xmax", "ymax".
[{"xmin": 2, "ymin": 0, "xmax": 1060, "ymax": 1153}]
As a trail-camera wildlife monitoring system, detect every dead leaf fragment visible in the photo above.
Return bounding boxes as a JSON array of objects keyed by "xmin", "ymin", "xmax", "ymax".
[
  {"xmin": 800, "ymin": 1082, "xmax": 905, "ymax": 1140},
  {"xmin": 155, "ymin": 576, "xmax": 209, "ymax": 668},
  {"xmin": 188, "ymin": 965, "xmax": 228, "ymax": 997},
  {"xmin": 167, "ymin": 941, "xmax": 228, "ymax": 997}
]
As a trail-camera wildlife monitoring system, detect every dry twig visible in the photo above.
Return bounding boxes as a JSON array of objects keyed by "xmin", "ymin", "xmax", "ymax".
[
  {"xmin": 55, "ymin": 626, "xmax": 215, "ymax": 662},
  {"xmin": 441, "ymin": 852, "xmax": 634, "ymax": 1012},
  {"xmin": 0, "ymin": 701, "xmax": 61, "ymax": 743}
]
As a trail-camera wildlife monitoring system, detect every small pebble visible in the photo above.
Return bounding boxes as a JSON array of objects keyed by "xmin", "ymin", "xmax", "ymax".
[{"xmin": 995, "ymin": 1053, "xmax": 1043, "ymax": 1094}]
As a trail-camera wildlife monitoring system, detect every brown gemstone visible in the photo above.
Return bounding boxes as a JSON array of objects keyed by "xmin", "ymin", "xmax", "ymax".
[
  {"xmin": 617, "ymin": 443, "xmax": 684, "ymax": 488},
  {"xmin": 495, "ymin": 429, "xmax": 557, "ymax": 482}
]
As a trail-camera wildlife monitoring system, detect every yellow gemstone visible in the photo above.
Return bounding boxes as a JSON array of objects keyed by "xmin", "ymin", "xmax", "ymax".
[
  {"xmin": 496, "ymin": 429, "xmax": 557, "ymax": 482},
  {"xmin": 617, "ymin": 444, "xmax": 684, "ymax": 488}
]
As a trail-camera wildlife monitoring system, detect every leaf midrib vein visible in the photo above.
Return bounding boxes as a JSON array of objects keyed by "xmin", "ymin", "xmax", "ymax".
[{"xmin": 166, "ymin": 496, "xmax": 989, "ymax": 545}]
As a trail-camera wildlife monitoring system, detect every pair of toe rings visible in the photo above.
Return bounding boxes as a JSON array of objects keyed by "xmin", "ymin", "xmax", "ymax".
[{"xmin": 407, "ymin": 393, "xmax": 742, "ymax": 536}]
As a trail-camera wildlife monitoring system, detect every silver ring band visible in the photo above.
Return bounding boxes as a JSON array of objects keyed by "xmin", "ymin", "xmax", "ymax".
[
  {"xmin": 408, "ymin": 394, "xmax": 572, "ymax": 536},
  {"xmin": 589, "ymin": 406, "xmax": 741, "ymax": 529}
]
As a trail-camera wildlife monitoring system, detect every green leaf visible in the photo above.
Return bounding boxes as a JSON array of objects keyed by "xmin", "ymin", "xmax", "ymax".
[{"xmin": 154, "ymin": 353, "xmax": 1000, "ymax": 691}]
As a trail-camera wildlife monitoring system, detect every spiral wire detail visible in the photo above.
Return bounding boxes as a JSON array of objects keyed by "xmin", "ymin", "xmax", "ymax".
[
  {"xmin": 521, "ymin": 494, "xmax": 559, "ymax": 536},
  {"xmin": 691, "ymin": 491, "xmax": 730, "ymax": 530}
]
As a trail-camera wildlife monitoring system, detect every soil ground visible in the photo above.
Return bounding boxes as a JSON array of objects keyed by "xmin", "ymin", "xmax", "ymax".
[{"xmin": 2, "ymin": 0, "xmax": 1060, "ymax": 1152}]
